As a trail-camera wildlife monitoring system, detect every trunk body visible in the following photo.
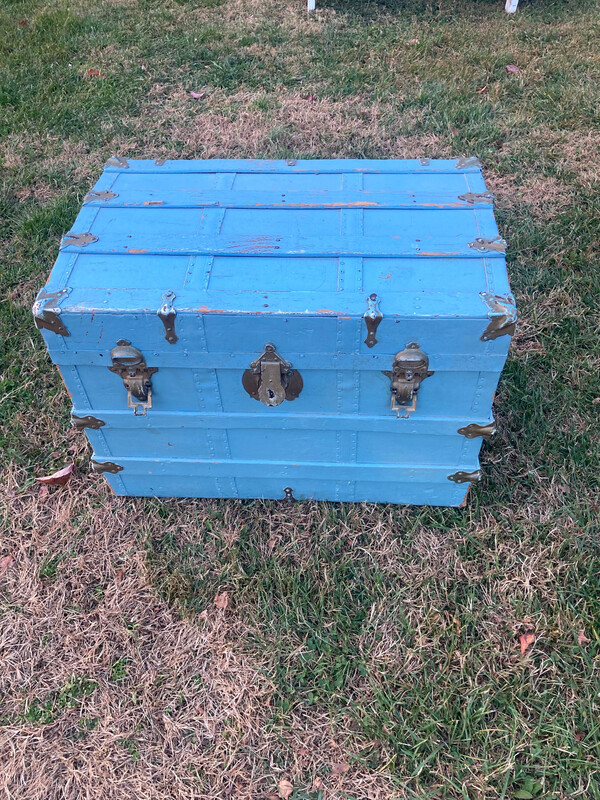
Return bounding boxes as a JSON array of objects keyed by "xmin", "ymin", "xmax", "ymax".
[{"xmin": 34, "ymin": 158, "xmax": 516, "ymax": 506}]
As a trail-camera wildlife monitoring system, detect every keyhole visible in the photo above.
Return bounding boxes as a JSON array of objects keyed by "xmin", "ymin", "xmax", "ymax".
[{"xmin": 268, "ymin": 388, "xmax": 275, "ymax": 399}]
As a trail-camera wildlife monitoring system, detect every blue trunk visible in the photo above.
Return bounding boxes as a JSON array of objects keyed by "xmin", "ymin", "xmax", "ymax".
[{"xmin": 34, "ymin": 158, "xmax": 516, "ymax": 506}]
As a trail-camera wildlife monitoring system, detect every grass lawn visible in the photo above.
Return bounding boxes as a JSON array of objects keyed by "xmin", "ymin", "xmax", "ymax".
[{"xmin": 1, "ymin": 0, "xmax": 599, "ymax": 797}]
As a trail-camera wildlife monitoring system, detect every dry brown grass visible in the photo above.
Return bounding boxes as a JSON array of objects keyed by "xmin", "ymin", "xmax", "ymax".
[
  {"xmin": 486, "ymin": 171, "xmax": 574, "ymax": 221},
  {"xmin": 0, "ymin": 467, "xmax": 411, "ymax": 800},
  {"xmin": 3, "ymin": 460, "xmax": 591, "ymax": 799},
  {"xmin": 125, "ymin": 89, "xmax": 441, "ymax": 161}
]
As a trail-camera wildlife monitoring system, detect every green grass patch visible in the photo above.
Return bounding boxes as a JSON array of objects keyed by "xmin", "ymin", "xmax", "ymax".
[{"xmin": 8, "ymin": 675, "xmax": 98, "ymax": 727}]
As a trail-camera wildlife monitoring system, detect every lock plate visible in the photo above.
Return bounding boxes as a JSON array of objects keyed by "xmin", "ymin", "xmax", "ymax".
[
  {"xmin": 382, "ymin": 342, "xmax": 433, "ymax": 418},
  {"xmin": 242, "ymin": 343, "xmax": 303, "ymax": 406},
  {"xmin": 108, "ymin": 340, "xmax": 158, "ymax": 415}
]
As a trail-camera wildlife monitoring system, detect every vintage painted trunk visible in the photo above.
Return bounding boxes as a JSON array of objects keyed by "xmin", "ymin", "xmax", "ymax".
[{"xmin": 33, "ymin": 157, "xmax": 516, "ymax": 506}]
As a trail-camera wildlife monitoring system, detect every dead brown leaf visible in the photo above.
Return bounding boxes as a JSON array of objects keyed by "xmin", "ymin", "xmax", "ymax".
[
  {"xmin": 278, "ymin": 778, "xmax": 294, "ymax": 799},
  {"xmin": 0, "ymin": 555, "xmax": 14, "ymax": 574},
  {"xmin": 312, "ymin": 777, "xmax": 323, "ymax": 790},
  {"xmin": 332, "ymin": 762, "xmax": 350, "ymax": 775},
  {"xmin": 36, "ymin": 463, "xmax": 74, "ymax": 486},
  {"xmin": 214, "ymin": 591, "xmax": 229, "ymax": 610},
  {"xmin": 578, "ymin": 629, "xmax": 591, "ymax": 645},
  {"xmin": 519, "ymin": 632, "xmax": 536, "ymax": 655},
  {"xmin": 506, "ymin": 64, "xmax": 520, "ymax": 75}
]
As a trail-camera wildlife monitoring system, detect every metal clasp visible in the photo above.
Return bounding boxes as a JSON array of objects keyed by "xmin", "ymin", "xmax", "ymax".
[
  {"xmin": 157, "ymin": 291, "xmax": 178, "ymax": 344},
  {"xmin": 364, "ymin": 293, "xmax": 383, "ymax": 348},
  {"xmin": 108, "ymin": 340, "xmax": 158, "ymax": 415},
  {"xmin": 242, "ymin": 343, "xmax": 303, "ymax": 407},
  {"xmin": 382, "ymin": 342, "xmax": 433, "ymax": 418}
]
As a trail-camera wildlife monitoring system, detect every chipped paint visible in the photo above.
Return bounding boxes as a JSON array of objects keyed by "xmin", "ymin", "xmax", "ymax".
[
  {"xmin": 143, "ymin": 201, "xmax": 164, "ymax": 206},
  {"xmin": 418, "ymin": 251, "xmax": 461, "ymax": 256},
  {"xmin": 268, "ymin": 201, "xmax": 380, "ymax": 208}
]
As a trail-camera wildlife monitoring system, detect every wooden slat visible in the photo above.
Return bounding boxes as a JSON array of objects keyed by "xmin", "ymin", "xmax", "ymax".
[
  {"xmin": 103, "ymin": 157, "xmax": 482, "ymax": 174},
  {"xmin": 60, "ymin": 232, "xmax": 503, "ymax": 258},
  {"xmin": 84, "ymin": 188, "xmax": 493, "ymax": 210}
]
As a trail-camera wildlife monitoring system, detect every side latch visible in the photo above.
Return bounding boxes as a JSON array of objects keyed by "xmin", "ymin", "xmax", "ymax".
[
  {"xmin": 91, "ymin": 460, "xmax": 124, "ymax": 474},
  {"xmin": 448, "ymin": 470, "xmax": 481, "ymax": 484},
  {"xmin": 364, "ymin": 293, "xmax": 383, "ymax": 348},
  {"xmin": 71, "ymin": 414, "xmax": 105, "ymax": 430},
  {"xmin": 108, "ymin": 340, "xmax": 158, "ymax": 415},
  {"xmin": 458, "ymin": 421, "xmax": 496, "ymax": 440},
  {"xmin": 242, "ymin": 343, "xmax": 303, "ymax": 407},
  {"xmin": 382, "ymin": 342, "xmax": 433, "ymax": 418},
  {"xmin": 157, "ymin": 291, "xmax": 178, "ymax": 344},
  {"xmin": 32, "ymin": 288, "xmax": 71, "ymax": 336},
  {"xmin": 480, "ymin": 292, "xmax": 518, "ymax": 341}
]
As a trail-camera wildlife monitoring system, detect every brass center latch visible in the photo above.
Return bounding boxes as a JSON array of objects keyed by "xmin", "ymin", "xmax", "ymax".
[
  {"xmin": 109, "ymin": 340, "xmax": 158, "ymax": 415},
  {"xmin": 382, "ymin": 342, "xmax": 433, "ymax": 418},
  {"xmin": 242, "ymin": 343, "xmax": 303, "ymax": 407}
]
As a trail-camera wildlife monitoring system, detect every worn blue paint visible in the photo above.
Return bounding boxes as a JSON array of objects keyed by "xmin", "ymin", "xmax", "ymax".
[{"xmin": 34, "ymin": 158, "xmax": 516, "ymax": 506}]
